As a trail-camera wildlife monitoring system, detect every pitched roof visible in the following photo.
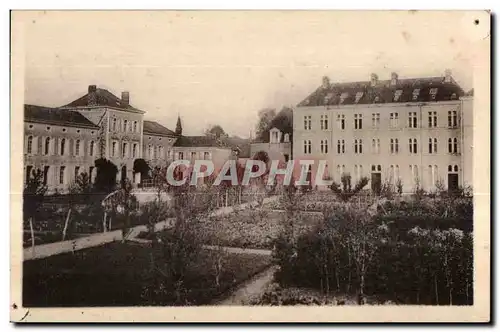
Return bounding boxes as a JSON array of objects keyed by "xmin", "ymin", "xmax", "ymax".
[
  {"xmin": 62, "ymin": 88, "xmax": 145, "ymax": 113},
  {"xmin": 173, "ymin": 135, "xmax": 230, "ymax": 148},
  {"xmin": 297, "ymin": 76, "xmax": 465, "ymax": 107},
  {"xmin": 143, "ymin": 120, "xmax": 176, "ymax": 137},
  {"xmin": 24, "ymin": 104, "xmax": 100, "ymax": 129}
]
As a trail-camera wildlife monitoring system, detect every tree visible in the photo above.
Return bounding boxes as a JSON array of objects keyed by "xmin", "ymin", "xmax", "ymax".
[
  {"xmin": 23, "ymin": 168, "xmax": 47, "ymax": 248},
  {"xmin": 205, "ymin": 124, "xmax": 227, "ymax": 139},
  {"xmin": 175, "ymin": 115, "xmax": 183, "ymax": 135},
  {"xmin": 133, "ymin": 158, "xmax": 151, "ymax": 181},
  {"xmin": 330, "ymin": 173, "xmax": 369, "ymax": 202},
  {"xmin": 255, "ymin": 108, "xmax": 276, "ymax": 142},
  {"xmin": 62, "ymin": 172, "xmax": 92, "ymax": 241},
  {"xmin": 94, "ymin": 158, "xmax": 118, "ymax": 193}
]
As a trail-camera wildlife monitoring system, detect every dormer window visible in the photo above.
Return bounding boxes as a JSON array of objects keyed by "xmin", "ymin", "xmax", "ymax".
[
  {"xmin": 451, "ymin": 93, "xmax": 457, "ymax": 100},
  {"xmin": 284, "ymin": 133, "xmax": 290, "ymax": 143},
  {"xmin": 429, "ymin": 88, "xmax": 438, "ymax": 100},
  {"xmin": 412, "ymin": 89, "xmax": 420, "ymax": 101},
  {"xmin": 394, "ymin": 90, "xmax": 403, "ymax": 102},
  {"xmin": 270, "ymin": 128, "xmax": 281, "ymax": 144},
  {"xmin": 339, "ymin": 92, "xmax": 349, "ymax": 104},
  {"xmin": 355, "ymin": 91, "xmax": 364, "ymax": 103}
]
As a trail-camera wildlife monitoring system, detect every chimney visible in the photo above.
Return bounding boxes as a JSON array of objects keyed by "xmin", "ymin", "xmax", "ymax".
[
  {"xmin": 370, "ymin": 73, "xmax": 378, "ymax": 87},
  {"xmin": 444, "ymin": 69, "xmax": 452, "ymax": 83},
  {"xmin": 87, "ymin": 85, "xmax": 97, "ymax": 106},
  {"xmin": 121, "ymin": 91, "xmax": 130, "ymax": 106},
  {"xmin": 390, "ymin": 72, "xmax": 398, "ymax": 86}
]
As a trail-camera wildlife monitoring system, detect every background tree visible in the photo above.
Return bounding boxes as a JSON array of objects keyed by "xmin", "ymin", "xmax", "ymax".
[
  {"xmin": 255, "ymin": 108, "xmax": 276, "ymax": 142},
  {"xmin": 133, "ymin": 158, "xmax": 151, "ymax": 182},
  {"xmin": 94, "ymin": 158, "xmax": 118, "ymax": 193},
  {"xmin": 204, "ymin": 124, "xmax": 227, "ymax": 139},
  {"xmin": 23, "ymin": 168, "xmax": 47, "ymax": 248}
]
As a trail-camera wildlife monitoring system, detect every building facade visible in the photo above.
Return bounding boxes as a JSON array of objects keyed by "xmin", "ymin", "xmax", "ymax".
[{"xmin": 292, "ymin": 71, "xmax": 473, "ymax": 193}]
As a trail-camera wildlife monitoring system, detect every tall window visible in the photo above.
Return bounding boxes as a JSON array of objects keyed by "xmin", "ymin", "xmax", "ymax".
[
  {"xmin": 428, "ymin": 111, "xmax": 438, "ymax": 128},
  {"xmin": 337, "ymin": 114, "xmax": 345, "ymax": 130},
  {"xmin": 448, "ymin": 110, "xmax": 458, "ymax": 128},
  {"xmin": 303, "ymin": 115, "xmax": 312, "ymax": 130},
  {"xmin": 354, "ymin": 114, "xmax": 363, "ymax": 129},
  {"xmin": 44, "ymin": 137, "xmax": 51, "ymax": 155},
  {"xmin": 428, "ymin": 138, "xmax": 438, "ymax": 154},
  {"xmin": 390, "ymin": 138, "xmax": 399, "ymax": 154},
  {"xmin": 409, "ymin": 138, "xmax": 418, "ymax": 154},
  {"xmin": 122, "ymin": 142, "xmax": 128, "ymax": 158},
  {"xmin": 390, "ymin": 112, "xmax": 399, "ymax": 128},
  {"xmin": 354, "ymin": 165, "xmax": 363, "ymax": 181},
  {"xmin": 408, "ymin": 112, "xmax": 418, "ymax": 128},
  {"xmin": 159, "ymin": 146, "xmax": 164, "ymax": 159},
  {"xmin": 372, "ymin": 138, "xmax": 380, "ymax": 154},
  {"xmin": 303, "ymin": 140, "xmax": 312, "ymax": 154},
  {"xmin": 75, "ymin": 139, "xmax": 81, "ymax": 156},
  {"xmin": 320, "ymin": 139, "xmax": 328, "ymax": 154},
  {"xmin": 27, "ymin": 136, "xmax": 33, "ymax": 154},
  {"xmin": 89, "ymin": 166, "xmax": 94, "ymax": 183},
  {"xmin": 390, "ymin": 165, "xmax": 399, "ymax": 185},
  {"xmin": 89, "ymin": 141, "xmax": 95, "ymax": 157},
  {"xmin": 354, "ymin": 139, "xmax": 363, "ymax": 154},
  {"xmin": 336, "ymin": 140, "xmax": 345, "ymax": 154},
  {"xmin": 448, "ymin": 138, "xmax": 459, "ymax": 154},
  {"xmin": 178, "ymin": 151, "xmax": 184, "ymax": 160},
  {"xmin": 123, "ymin": 120, "xmax": 128, "ymax": 132},
  {"xmin": 133, "ymin": 121, "xmax": 138, "ymax": 132},
  {"xmin": 190, "ymin": 151, "xmax": 196, "ymax": 160},
  {"xmin": 320, "ymin": 115, "xmax": 329, "ymax": 130},
  {"xmin": 132, "ymin": 143, "xmax": 137, "ymax": 158},
  {"xmin": 43, "ymin": 166, "xmax": 49, "ymax": 185},
  {"xmin": 204, "ymin": 152, "xmax": 210, "ymax": 160},
  {"xmin": 26, "ymin": 165, "xmax": 33, "ymax": 183},
  {"xmin": 148, "ymin": 145, "xmax": 153, "ymax": 159},
  {"xmin": 113, "ymin": 118, "xmax": 117, "ymax": 131},
  {"xmin": 112, "ymin": 142, "xmax": 117, "ymax": 157},
  {"xmin": 372, "ymin": 113, "xmax": 380, "ymax": 128},
  {"xmin": 428, "ymin": 165, "xmax": 438, "ymax": 188},
  {"xmin": 59, "ymin": 166, "xmax": 66, "ymax": 185},
  {"xmin": 337, "ymin": 165, "xmax": 346, "ymax": 179}
]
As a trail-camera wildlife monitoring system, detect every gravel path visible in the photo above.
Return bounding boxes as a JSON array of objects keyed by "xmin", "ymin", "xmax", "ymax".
[{"xmin": 215, "ymin": 265, "xmax": 278, "ymax": 305}]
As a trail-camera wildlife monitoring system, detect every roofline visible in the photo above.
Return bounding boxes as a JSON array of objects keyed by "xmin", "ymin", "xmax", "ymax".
[
  {"xmin": 143, "ymin": 131, "xmax": 178, "ymax": 137},
  {"xmin": 24, "ymin": 118, "xmax": 100, "ymax": 130},
  {"xmin": 294, "ymin": 99, "xmax": 463, "ymax": 110},
  {"xmin": 60, "ymin": 105, "xmax": 146, "ymax": 114}
]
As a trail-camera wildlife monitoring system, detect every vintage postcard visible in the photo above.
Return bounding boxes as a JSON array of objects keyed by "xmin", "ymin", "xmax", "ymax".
[{"xmin": 10, "ymin": 10, "xmax": 490, "ymax": 323}]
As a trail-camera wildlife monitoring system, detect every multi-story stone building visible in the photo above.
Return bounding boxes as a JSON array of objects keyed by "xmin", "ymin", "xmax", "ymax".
[
  {"xmin": 24, "ymin": 85, "xmax": 245, "ymax": 192},
  {"xmin": 293, "ymin": 71, "xmax": 473, "ymax": 193}
]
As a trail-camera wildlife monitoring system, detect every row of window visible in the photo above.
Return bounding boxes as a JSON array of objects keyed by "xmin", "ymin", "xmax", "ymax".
[
  {"xmin": 110, "ymin": 141, "xmax": 141, "ymax": 159},
  {"xmin": 25, "ymin": 165, "xmax": 95, "ymax": 186},
  {"xmin": 303, "ymin": 110, "xmax": 459, "ymax": 130},
  {"xmin": 331, "ymin": 164, "xmax": 460, "ymax": 184},
  {"xmin": 112, "ymin": 118, "xmax": 139, "ymax": 133},
  {"xmin": 303, "ymin": 137, "xmax": 461, "ymax": 155},
  {"xmin": 27, "ymin": 136, "xmax": 97, "ymax": 157},
  {"xmin": 27, "ymin": 124, "xmax": 96, "ymax": 135},
  {"xmin": 175, "ymin": 151, "xmax": 211, "ymax": 160}
]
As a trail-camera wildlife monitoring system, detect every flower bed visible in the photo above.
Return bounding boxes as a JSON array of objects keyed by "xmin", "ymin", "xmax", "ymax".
[{"xmin": 23, "ymin": 241, "xmax": 272, "ymax": 306}]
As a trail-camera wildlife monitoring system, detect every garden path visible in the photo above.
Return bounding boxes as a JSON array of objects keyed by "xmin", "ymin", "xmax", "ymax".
[{"xmin": 215, "ymin": 265, "xmax": 278, "ymax": 305}]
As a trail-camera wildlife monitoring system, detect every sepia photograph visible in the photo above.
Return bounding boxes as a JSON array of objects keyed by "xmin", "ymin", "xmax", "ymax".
[{"xmin": 10, "ymin": 10, "xmax": 490, "ymax": 323}]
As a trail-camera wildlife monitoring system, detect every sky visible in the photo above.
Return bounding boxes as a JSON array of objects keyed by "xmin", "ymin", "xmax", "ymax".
[{"xmin": 21, "ymin": 11, "xmax": 479, "ymax": 138}]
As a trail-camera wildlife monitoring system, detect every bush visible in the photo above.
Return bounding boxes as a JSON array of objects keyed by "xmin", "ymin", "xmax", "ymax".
[{"xmin": 272, "ymin": 198, "xmax": 474, "ymax": 305}]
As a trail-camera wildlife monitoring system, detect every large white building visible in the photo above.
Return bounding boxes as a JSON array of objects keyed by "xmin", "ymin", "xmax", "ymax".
[{"xmin": 292, "ymin": 71, "xmax": 473, "ymax": 193}]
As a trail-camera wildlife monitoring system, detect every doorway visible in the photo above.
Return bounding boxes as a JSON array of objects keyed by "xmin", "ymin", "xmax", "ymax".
[
  {"xmin": 371, "ymin": 164, "xmax": 382, "ymax": 195},
  {"xmin": 121, "ymin": 165, "xmax": 127, "ymax": 183}
]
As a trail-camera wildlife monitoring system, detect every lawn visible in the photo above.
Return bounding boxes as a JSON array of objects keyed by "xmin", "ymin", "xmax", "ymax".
[{"xmin": 23, "ymin": 241, "xmax": 272, "ymax": 307}]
